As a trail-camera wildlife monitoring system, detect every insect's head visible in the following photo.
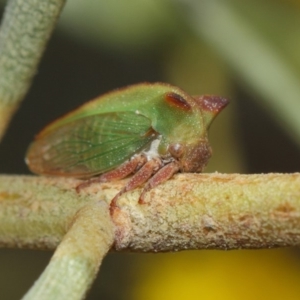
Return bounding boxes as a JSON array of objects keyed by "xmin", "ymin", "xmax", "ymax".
[
  {"xmin": 167, "ymin": 94, "xmax": 229, "ymax": 173},
  {"xmin": 168, "ymin": 140, "xmax": 212, "ymax": 172}
]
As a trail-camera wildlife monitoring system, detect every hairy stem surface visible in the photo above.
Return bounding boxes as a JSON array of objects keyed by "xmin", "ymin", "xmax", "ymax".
[
  {"xmin": 0, "ymin": 173, "xmax": 299, "ymax": 251},
  {"xmin": 0, "ymin": 0, "xmax": 66, "ymax": 140}
]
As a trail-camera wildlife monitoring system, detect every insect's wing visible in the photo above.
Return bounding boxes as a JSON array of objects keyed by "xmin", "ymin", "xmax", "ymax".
[{"xmin": 26, "ymin": 112, "xmax": 156, "ymax": 178}]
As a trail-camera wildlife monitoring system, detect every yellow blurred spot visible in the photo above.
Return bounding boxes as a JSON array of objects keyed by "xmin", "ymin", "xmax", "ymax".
[{"xmin": 132, "ymin": 249, "xmax": 300, "ymax": 300}]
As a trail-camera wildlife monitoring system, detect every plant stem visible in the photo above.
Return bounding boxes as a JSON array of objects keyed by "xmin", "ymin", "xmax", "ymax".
[
  {"xmin": 0, "ymin": 0, "xmax": 66, "ymax": 140},
  {"xmin": 22, "ymin": 202, "xmax": 114, "ymax": 300},
  {"xmin": 1, "ymin": 173, "xmax": 299, "ymax": 298},
  {"xmin": 0, "ymin": 173, "xmax": 300, "ymax": 251}
]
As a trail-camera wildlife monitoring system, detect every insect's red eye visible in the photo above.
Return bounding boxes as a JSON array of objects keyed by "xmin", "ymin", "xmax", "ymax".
[
  {"xmin": 169, "ymin": 143, "xmax": 185, "ymax": 158},
  {"xmin": 165, "ymin": 92, "xmax": 191, "ymax": 111}
]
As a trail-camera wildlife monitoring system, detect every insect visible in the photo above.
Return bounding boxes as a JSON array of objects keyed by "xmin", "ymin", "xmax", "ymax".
[{"xmin": 26, "ymin": 83, "xmax": 228, "ymax": 211}]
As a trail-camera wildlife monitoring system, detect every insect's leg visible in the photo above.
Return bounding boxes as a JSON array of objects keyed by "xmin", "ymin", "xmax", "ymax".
[
  {"xmin": 110, "ymin": 158, "xmax": 162, "ymax": 214},
  {"xmin": 76, "ymin": 155, "xmax": 147, "ymax": 192},
  {"xmin": 99, "ymin": 155, "xmax": 147, "ymax": 182},
  {"xmin": 139, "ymin": 161, "xmax": 180, "ymax": 204}
]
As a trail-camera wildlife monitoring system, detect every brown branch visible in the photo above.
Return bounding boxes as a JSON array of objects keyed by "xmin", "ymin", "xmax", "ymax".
[{"xmin": 0, "ymin": 173, "xmax": 300, "ymax": 251}]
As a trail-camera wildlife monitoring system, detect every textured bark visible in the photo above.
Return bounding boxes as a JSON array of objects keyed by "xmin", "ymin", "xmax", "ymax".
[
  {"xmin": 0, "ymin": 173, "xmax": 300, "ymax": 251},
  {"xmin": 0, "ymin": 0, "xmax": 66, "ymax": 140}
]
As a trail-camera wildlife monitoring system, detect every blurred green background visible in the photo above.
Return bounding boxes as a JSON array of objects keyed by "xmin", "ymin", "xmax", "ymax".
[{"xmin": 1, "ymin": 0, "xmax": 300, "ymax": 299}]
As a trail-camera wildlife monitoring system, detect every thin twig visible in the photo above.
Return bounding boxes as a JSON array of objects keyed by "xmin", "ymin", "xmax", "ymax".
[
  {"xmin": 0, "ymin": 0, "xmax": 66, "ymax": 140},
  {"xmin": 22, "ymin": 202, "xmax": 114, "ymax": 300},
  {"xmin": 0, "ymin": 173, "xmax": 300, "ymax": 251},
  {"xmin": 1, "ymin": 173, "xmax": 300, "ymax": 299}
]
